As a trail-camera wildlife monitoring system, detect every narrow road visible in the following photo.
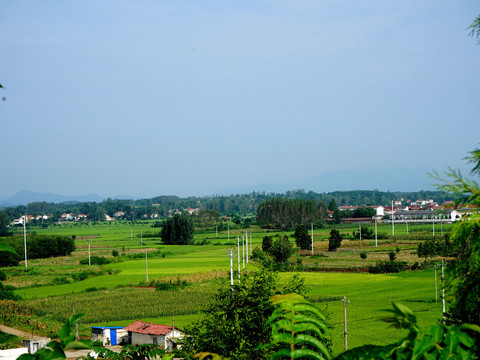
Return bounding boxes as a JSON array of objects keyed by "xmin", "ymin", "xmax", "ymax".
[{"xmin": 0, "ymin": 324, "xmax": 41, "ymax": 339}]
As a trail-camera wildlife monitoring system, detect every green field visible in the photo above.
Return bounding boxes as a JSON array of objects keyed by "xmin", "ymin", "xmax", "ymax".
[{"xmin": 2, "ymin": 221, "xmax": 451, "ymax": 355}]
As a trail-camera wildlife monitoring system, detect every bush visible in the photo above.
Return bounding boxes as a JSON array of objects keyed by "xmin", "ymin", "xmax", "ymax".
[
  {"xmin": 0, "ymin": 271, "xmax": 6, "ymax": 281},
  {"xmin": 368, "ymin": 261, "xmax": 408, "ymax": 273},
  {"xmin": 328, "ymin": 229, "xmax": 342, "ymax": 252},
  {"xmin": 79, "ymin": 256, "xmax": 111, "ymax": 265}
]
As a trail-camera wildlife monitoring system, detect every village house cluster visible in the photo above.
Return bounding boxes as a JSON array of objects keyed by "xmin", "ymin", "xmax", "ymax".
[{"xmin": 331, "ymin": 199, "xmax": 471, "ymax": 224}]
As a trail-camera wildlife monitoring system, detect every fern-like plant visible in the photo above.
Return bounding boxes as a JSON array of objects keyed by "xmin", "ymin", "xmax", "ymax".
[{"xmin": 263, "ymin": 293, "xmax": 331, "ymax": 360}]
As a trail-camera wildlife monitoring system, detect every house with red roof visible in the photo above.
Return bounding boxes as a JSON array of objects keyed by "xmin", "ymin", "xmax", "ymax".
[{"xmin": 123, "ymin": 320, "xmax": 184, "ymax": 350}]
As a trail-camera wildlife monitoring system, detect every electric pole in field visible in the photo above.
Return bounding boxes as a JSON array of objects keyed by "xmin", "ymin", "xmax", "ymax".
[
  {"xmin": 343, "ymin": 296, "xmax": 350, "ymax": 351},
  {"xmin": 245, "ymin": 232, "xmax": 249, "ymax": 264},
  {"xmin": 375, "ymin": 217, "xmax": 378, "ymax": 247},
  {"xmin": 311, "ymin": 223, "xmax": 314, "ymax": 255},
  {"xmin": 242, "ymin": 234, "xmax": 245, "ymax": 269},
  {"xmin": 227, "ymin": 248, "xmax": 235, "ymax": 288},
  {"xmin": 145, "ymin": 249, "xmax": 148, "ymax": 282},
  {"xmin": 237, "ymin": 236, "xmax": 241, "ymax": 283},
  {"xmin": 23, "ymin": 214, "xmax": 27, "ymax": 268},
  {"xmin": 88, "ymin": 239, "xmax": 91, "ymax": 266},
  {"xmin": 359, "ymin": 223, "xmax": 362, "ymax": 241},
  {"xmin": 391, "ymin": 200, "xmax": 395, "ymax": 236}
]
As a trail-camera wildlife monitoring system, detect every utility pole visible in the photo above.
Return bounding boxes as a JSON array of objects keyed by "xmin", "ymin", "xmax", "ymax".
[
  {"xmin": 343, "ymin": 296, "xmax": 349, "ymax": 351},
  {"xmin": 311, "ymin": 222, "xmax": 314, "ymax": 255},
  {"xmin": 406, "ymin": 219, "xmax": 409, "ymax": 235},
  {"xmin": 88, "ymin": 240, "xmax": 91, "ymax": 266},
  {"xmin": 245, "ymin": 232, "xmax": 249, "ymax": 264},
  {"xmin": 391, "ymin": 200, "xmax": 394, "ymax": 237},
  {"xmin": 359, "ymin": 223, "xmax": 361, "ymax": 241},
  {"xmin": 375, "ymin": 217, "xmax": 378, "ymax": 247},
  {"xmin": 433, "ymin": 217, "xmax": 435, "ymax": 238},
  {"xmin": 145, "ymin": 249, "xmax": 148, "ymax": 282},
  {"xmin": 242, "ymin": 234, "xmax": 245, "ymax": 269},
  {"xmin": 227, "ymin": 248, "xmax": 235, "ymax": 288},
  {"xmin": 237, "ymin": 236, "xmax": 241, "ymax": 283},
  {"xmin": 23, "ymin": 214, "xmax": 27, "ymax": 268},
  {"xmin": 442, "ymin": 259, "xmax": 446, "ymax": 323}
]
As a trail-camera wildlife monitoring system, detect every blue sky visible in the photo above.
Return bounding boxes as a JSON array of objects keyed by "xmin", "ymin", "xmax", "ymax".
[{"xmin": 1, "ymin": 1, "xmax": 479, "ymax": 198}]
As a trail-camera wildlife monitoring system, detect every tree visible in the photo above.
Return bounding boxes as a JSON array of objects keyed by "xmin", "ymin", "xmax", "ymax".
[
  {"xmin": 352, "ymin": 207, "xmax": 376, "ymax": 218},
  {"xmin": 0, "ymin": 212, "xmax": 10, "ymax": 236},
  {"xmin": 270, "ymin": 235, "xmax": 293, "ymax": 263},
  {"xmin": 433, "ymin": 147, "xmax": 480, "ymax": 329},
  {"xmin": 360, "ymin": 251, "xmax": 368, "ymax": 268},
  {"xmin": 184, "ymin": 268, "xmax": 311, "ymax": 359},
  {"xmin": 160, "ymin": 214, "xmax": 194, "ymax": 245},
  {"xmin": 262, "ymin": 235, "xmax": 273, "ymax": 253},
  {"xmin": 468, "ymin": 13, "xmax": 480, "ymax": 44},
  {"xmin": 328, "ymin": 229, "xmax": 342, "ymax": 252},
  {"xmin": 293, "ymin": 224, "xmax": 311, "ymax": 250},
  {"xmin": 328, "ymin": 198, "xmax": 338, "ymax": 212}
]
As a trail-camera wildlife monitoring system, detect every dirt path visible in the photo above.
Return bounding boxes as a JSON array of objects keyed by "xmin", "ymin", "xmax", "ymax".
[{"xmin": 0, "ymin": 324, "xmax": 40, "ymax": 339}]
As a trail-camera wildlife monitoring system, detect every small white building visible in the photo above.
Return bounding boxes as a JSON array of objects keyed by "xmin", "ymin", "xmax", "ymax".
[
  {"xmin": 124, "ymin": 320, "xmax": 184, "ymax": 351},
  {"xmin": 91, "ymin": 326, "xmax": 128, "ymax": 346},
  {"xmin": 22, "ymin": 337, "xmax": 50, "ymax": 354}
]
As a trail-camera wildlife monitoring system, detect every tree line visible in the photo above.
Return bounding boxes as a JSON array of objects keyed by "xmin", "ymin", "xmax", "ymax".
[{"xmin": 0, "ymin": 189, "xmax": 451, "ymax": 228}]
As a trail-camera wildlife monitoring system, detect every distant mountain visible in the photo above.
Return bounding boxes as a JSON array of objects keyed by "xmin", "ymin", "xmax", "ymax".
[
  {"xmin": 0, "ymin": 190, "xmax": 104, "ymax": 207},
  {"xmin": 218, "ymin": 168, "xmax": 435, "ymax": 195}
]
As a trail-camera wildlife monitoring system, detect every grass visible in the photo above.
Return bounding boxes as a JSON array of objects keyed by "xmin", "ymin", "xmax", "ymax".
[{"xmin": 2, "ymin": 220, "xmax": 454, "ymax": 355}]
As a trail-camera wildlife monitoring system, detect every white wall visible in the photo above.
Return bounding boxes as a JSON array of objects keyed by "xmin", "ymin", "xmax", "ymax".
[{"xmin": 0, "ymin": 348, "xmax": 28, "ymax": 360}]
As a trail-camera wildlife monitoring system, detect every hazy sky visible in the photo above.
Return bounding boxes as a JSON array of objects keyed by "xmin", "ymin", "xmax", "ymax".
[{"xmin": 1, "ymin": 1, "xmax": 479, "ymax": 198}]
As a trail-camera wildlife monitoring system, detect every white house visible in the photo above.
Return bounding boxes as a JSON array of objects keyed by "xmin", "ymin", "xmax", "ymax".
[
  {"xmin": 123, "ymin": 320, "xmax": 184, "ymax": 351},
  {"xmin": 91, "ymin": 326, "xmax": 127, "ymax": 346}
]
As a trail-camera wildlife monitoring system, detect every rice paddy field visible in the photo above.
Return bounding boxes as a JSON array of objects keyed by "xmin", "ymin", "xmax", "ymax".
[{"xmin": 1, "ymin": 220, "xmax": 451, "ymax": 355}]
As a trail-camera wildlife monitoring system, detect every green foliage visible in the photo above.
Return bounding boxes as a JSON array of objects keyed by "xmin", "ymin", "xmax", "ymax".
[
  {"xmin": 328, "ymin": 199, "xmax": 338, "ymax": 212},
  {"xmin": 337, "ymin": 302, "xmax": 480, "ymax": 359},
  {"xmin": 263, "ymin": 293, "xmax": 331, "ymax": 360},
  {"xmin": 257, "ymin": 198, "xmax": 327, "ymax": 230},
  {"xmin": 0, "ymin": 282, "xmax": 20, "ymax": 301},
  {"xmin": 161, "ymin": 214, "xmax": 195, "ymax": 245},
  {"xmin": 351, "ymin": 226, "xmax": 374, "ymax": 240},
  {"xmin": 93, "ymin": 343, "xmax": 173, "ymax": 360},
  {"xmin": 294, "ymin": 225, "xmax": 311, "ymax": 251},
  {"xmin": 184, "ymin": 269, "xmax": 312, "ymax": 360},
  {"xmin": 388, "ymin": 251, "xmax": 397, "ymax": 261},
  {"xmin": 468, "ymin": 13, "xmax": 480, "ymax": 44},
  {"xmin": 445, "ymin": 215, "xmax": 480, "ymax": 326},
  {"xmin": 270, "ymin": 235, "xmax": 294, "ymax": 263},
  {"xmin": 368, "ymin": 261, "xmax": 407, "ymax": 274},
  {"xmin": 352, "ymin": 207, "xmax": 376, "ymax": 219},
  {"xmin": 328, "ymin": 229, "xmax": 342, "ymax": 252},
  {"xmin": 112, "ymin": 250, "xmax": 119, "ymax": 257},
  {"xmin": 417, "ymin": 236, "xmax": 452, "ymax": 260},
  {"xmin": 262, "ymin": 235, "xmax": 273, "ymax": 253},
  {"xmin": 0, "ymin": 212, "xmax": 11, "ymax": 236},
  {"xmin": 79, "ymin": 256, "xmax": 111, "ymax": 265},
  {"xmin": 17, "ymin": 313, "xmax": 92, "ymax": 360},
  {"xmin": 153, "ymin": 278, "xmax": 189, "ymax": 291}
]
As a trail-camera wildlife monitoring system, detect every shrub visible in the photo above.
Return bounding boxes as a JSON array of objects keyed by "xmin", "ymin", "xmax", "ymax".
[
  {"xmin": 79, "ymin": 256, "xmax": 111, "ymax": 265},
  {"xmin": 368, "ymin": 261, "xmax": 408, "ymax": 274},
  {"xmin": 328, "ymin": 229, "xmax": 342, "ymax": 252}
]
